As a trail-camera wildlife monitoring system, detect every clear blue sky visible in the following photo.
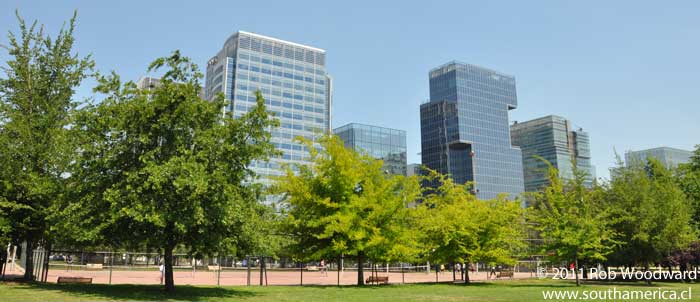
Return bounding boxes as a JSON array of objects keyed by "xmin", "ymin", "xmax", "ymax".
[{"xmin": 2, "ymin": 0, "xmax": 699, "ymax": 179}]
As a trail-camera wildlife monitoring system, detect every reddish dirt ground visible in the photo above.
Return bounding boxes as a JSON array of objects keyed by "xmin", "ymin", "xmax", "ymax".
[{"xmin": 46, "ymin": 268, "xmax": 535, "ymax": 286}]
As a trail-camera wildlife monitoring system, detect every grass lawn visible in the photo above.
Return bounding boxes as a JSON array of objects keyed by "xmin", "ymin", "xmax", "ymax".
[{"xmin": 1, "ymin": 279, "xmax": 698, "ymax": 301}]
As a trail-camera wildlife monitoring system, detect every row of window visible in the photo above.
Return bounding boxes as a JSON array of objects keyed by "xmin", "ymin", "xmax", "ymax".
[
  {"xmin": 238, "ymin": 83, "xmax": 325, "ymax": 101},
  {"xmin": 238, "ymin": 52, "xmax": 325, "ymax": 75},
  {"xmin": 237, "ymin": 63, "xmax": 326, "ymax": 87},
  {"xmin": 234, "ymin": 94, "xmax": 327, "ymax": 114},
  {"xmin": 233, "ymin": 103, "xmax": 325, "ymax": 124},
  {"xmin": 237, "ymin": 35, "xmax": 325, "ymax": 66}
]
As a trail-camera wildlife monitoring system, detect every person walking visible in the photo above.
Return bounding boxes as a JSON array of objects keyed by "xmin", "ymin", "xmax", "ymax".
[{"xmin": 320, "ymin": 259, "xmax": 327, "ymax": 276}]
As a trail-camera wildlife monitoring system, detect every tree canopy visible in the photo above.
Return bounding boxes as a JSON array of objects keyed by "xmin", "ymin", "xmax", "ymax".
[
  {"xmin": 53, "ymin": 52, "xmax": 277, "ymax": 291},
  {"xmin": 528, "ymin": 161, "xmax": 615, "ymax": 286},
  {"xmin": 0, "ymin": 11, "xmax": 94, "ymax": 280},
  {"xmin": 273, "ymin": 135, "xmax": 421, "ymax": 285},
  {"xmin": 415, "ymin": 171, "xmax": 525, "ymax": 283}
]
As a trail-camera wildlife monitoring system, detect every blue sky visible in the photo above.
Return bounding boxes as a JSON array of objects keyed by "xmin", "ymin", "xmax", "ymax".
[{"xmin": 2, "ymin": 0, "xmax": 699, "ymax": 179}]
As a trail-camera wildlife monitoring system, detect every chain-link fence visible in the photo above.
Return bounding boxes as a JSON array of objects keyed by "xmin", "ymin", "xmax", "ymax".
[{"xmin": 37, "ymin": 250, "xmax": 539, "ymax": 286}]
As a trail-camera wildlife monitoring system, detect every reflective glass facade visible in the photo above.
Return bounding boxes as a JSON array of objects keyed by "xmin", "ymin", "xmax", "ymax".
[
  {"xmin": 334, "ymin": 123, "xmax": 407, "ymax": 176},
  {"xmin": 510, "ymin": 115, "xmax": 594, "ymax": 192},
  {"xmin": 205, "ymin": 31, "xmax": 331, "ymax": 185},
  {"xmin": 625, "ymin": 147, "xmax": 692, "ymax": 168},
  {"xmin": 420, "ymin": 61, "xmax": 524, "ymax": 199}
]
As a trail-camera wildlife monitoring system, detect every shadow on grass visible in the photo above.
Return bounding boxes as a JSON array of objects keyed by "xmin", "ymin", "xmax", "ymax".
[{"xmin": 14, "ymin": 282, "xmax": 257, "ymax": 301}]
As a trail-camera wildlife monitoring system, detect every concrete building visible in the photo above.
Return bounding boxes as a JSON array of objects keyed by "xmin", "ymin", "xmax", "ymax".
[{"xmin": 406, "ymin": 163, "xmax": 421, "ymax": 177}]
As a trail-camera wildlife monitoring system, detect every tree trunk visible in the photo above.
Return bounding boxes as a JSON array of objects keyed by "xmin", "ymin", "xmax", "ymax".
[
  {"xmin": 574, "ymin": 257, "xmax": 580, "ymax": 287},
  {"xmin": 644, "ymin": 262, "xmax": 652, "ymax": 285},
  {"xmin": 357, "ymin": 252, "xmax": 365, "ymax": 286},
  {"xmin": 259, "ymin": 257, "xmax": 265, "ymax": 286},
  {"xmin": 164, "ymin": 245, "xmax": 175, "ymax": 292},
  {"xmin": 23, "ymin": 239, "xmax": 34, "ymax": 281},
  {"xmin": 464, "ymin": 264, "xmax": 470, "ymax": 285}
]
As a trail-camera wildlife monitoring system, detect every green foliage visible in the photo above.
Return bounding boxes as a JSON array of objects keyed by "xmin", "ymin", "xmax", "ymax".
[
  {"xmin": 528, "ymin": 160, "xmax": 616, "ymax": 285},
  {"xmin": 0, "ymin": 10, "xmax": 94, "ymax": 279},
  {"xmin": 676, "ymin": 145, "xmax": 700, "ymax": 223},
  {"xmin": 415, "ymin": 171, "xmax": 524, "ymax": 282},
  {"xmin": 605, "ymin": 158, "xmax": 695, "ymax": 271},
  {"xmin": 53, "ymin": 51, "xmax": 277, "ymax": 291},
  {"xmin": 273, "ymin": 135, "xmax": 421, "ymax": 285}
]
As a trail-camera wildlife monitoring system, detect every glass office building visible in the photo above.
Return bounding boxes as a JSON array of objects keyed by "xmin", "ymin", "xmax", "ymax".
[
  {"xmin": 625, "ymin": 147, "xmax": 692, "ymax": 168},
  {"xmin": 334, "ymin": 123, "xmax": 407, "ymax": 176},
  {"xmin": 420, "ymin": 61, "xmax": 524, "ymax": 199},
  {"xmin": 510, "ymin": 115, "xmax": 595, "ymax": 192},
  {"xmin": 204, "ymin": 31, "xmax": 332, "ymax": 185}
]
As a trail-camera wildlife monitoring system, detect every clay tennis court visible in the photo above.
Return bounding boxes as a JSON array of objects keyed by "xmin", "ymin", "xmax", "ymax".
[{"xmin": 46, "ymin": 266, "xmax": 535, "ymax": 286}]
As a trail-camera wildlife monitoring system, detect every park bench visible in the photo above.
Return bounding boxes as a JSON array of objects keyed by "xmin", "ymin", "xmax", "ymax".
[
  {"xmin": 57, "ymin": 277, "xmax": 93, "ymax": 284},
  {"xmin": 307, "ymin": 265, "xmax": 319, "ymax": 271},
  {"xmin": 85, "ymin": 263, "xmax": 103, "ymax": 269},
  {"xmin": 366, "ymin": 275, "xmax": 389, "ymax": 284},
  {"xmin": 208, "ymin": 265, "xmax": 220, "ymax": 271},
  {"xmin": 497, "ymin": 271, "xmax": 514, "ymax": 279}
]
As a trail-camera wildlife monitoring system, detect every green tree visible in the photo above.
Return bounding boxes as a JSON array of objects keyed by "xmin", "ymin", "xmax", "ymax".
[
  {"xmin": 0, "ymin": 11, "xmax": 93, "ymax": 280},
  {"xmin": 273, "ymin": 135, "xmax": 421, "ymax": 285},
  {"xmin": 605, "ymin": 157, "xmax": 695, "ymax": 284},
  {"xmin": 415, "ymin": 171, "xmax": 524, "ymax": 284},
  {"xmin": 676, "ymin": 145, "xmax": 700, "ymax": 223},
  {"xmin": 54, "ymin": 52, "xmax": 277, "ymax": 291},
  {"xmin": 528, "ymin": 162, "xmax": 615, "ymax": 286}
]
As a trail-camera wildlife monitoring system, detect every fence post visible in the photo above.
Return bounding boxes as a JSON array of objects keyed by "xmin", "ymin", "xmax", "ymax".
[
  {"xmin": 401, "ymin": 263, "xmax": 405, "ymax": 284},
  {"xmin": 435, "ymin": 264, "xmax": 438, "ymax": 283},
  {"xmin": 217, "ymin": 256, "xmax": 221, "ymax": 286},
  {"xmin": 299, "ymin": 261, "xmax": 303, "ymax": 286},
  {"xmin": 337, "ymin": 255, "xmax": 341, "ymax": 287},
  {"xmin": 109, "ymin": 252, "xmax": 113, "ymax": 285},
  {"xmin": 246, "ymin": 256, "xmax": 251, "ymax": 286}
]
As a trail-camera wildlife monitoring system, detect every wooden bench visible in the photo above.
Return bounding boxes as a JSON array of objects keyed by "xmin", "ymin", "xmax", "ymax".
[
  {"xmin": 366, "ymin": 275, "xmax": 389, "ymax": 284},
  {"xmin": 497, "ymin": 271, "xmax": 514, "ymax": 279},
  {"xmin": 208, "ymin": 265, "xmax": 220, "ymax": 271},
  {"xmin": 85, "ymin": 263, "xmax": 103, "ymax": 269},
  {"xmin": 57, "ymin": 277, "xmax": 93, "ymax": 284}
]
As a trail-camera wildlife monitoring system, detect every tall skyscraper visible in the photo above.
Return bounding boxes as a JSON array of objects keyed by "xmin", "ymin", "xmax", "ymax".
[
  {"xmin": 420, "ymin": 61, "xmax": 524, "ymax": 199},
  {"xmin": 510, "ymin": 115, "xmax": 594, "ymax": 192},
  {"xmin": 334, "ymin": 123, "xmax": 407, "ymax": 176},
  {"xmin": 204, "ymin": 31, "xmax": 332, "ymax": 185},
  {"xmin": 625, "ymin": 147, "xmax": 693, "ymax": 168}
]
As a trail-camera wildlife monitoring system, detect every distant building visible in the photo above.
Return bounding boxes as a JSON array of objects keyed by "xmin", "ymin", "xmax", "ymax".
[
  {"xmin": 204, "ymin": 31, "xmax": 332, "ymax": 186},
  {"xmin": 625, "ymin": 147, "xmax": 693, "ymax": 168},
  {"xmin": 511, "ymin": 115, "xmax": 594, "ymax": 192},
  {"xmin": 420, "ymin": 61, "xmax": 524, "ymax": 199},
  {"xmin": 136, "ymin": 77, "xmax": 161, "ymax": 90},
  {"xmin": 406, "ymin": 163, "xmax": 421, "ymax": 177},
  {"xmin": 334, "ymin": 123, "xmax": 407, "ymax": 176}
]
